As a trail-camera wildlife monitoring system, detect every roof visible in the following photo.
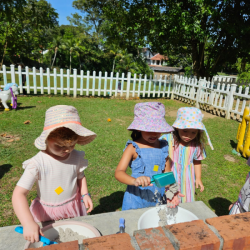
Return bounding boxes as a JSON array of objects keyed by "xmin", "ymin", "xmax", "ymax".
[
  {"xmin": 149, "ymin": 66, "xmax": 184, "ymax": 73},
  {"xmin": 150, "ymin": 53, "xmax": 168, "ymax": 61}
]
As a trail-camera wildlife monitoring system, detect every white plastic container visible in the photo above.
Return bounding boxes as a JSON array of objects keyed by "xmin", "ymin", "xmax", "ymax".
[
  {"xmin": 24, "ymin": 220, "xmax": 101, "ymax": 249},
  {"xmin": 138, "ymin": 205, "xmax": 198, "ymax": 230}
]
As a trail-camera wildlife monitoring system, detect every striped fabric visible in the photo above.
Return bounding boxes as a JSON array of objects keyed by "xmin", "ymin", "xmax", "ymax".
[{"xmin": 161, "ymin": 133, "xmax": 206, "ymax": 203}]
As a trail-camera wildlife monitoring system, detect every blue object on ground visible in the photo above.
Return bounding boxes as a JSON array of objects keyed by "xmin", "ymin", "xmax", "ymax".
[{"xmin": 14, "ymin": 226, "xmax": 58, "ymax": 246}]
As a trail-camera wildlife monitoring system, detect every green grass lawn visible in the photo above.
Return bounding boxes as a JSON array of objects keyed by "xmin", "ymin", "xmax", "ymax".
[{"xmin": 0, "ymin": 95, "xmax": 248, "ymax": 227}]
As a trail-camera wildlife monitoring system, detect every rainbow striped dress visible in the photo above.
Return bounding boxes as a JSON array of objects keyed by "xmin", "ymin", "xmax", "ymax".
[{"xmin": 160, "ymin": 133, "xmax": 206, "ymax": 203}]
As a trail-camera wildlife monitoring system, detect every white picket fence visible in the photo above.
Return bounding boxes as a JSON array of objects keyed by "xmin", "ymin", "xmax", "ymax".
[
  {"xmin": 0, "ymin": 65, "xmax": 173, "ymax": 99},
  {"xmin": 173, "ymin": 75, "xmax": 250, "ymax": 120},
  {"xmin": 0, "ymin": 64, "xmax": 248, "ymax": 120}
]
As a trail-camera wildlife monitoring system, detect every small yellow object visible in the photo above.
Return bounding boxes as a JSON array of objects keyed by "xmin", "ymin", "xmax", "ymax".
[
  {"xmin": 55, "ymin": 186, "xmax": 64, "ymax": 195},
  {"xmin": 10, "ymin": 104, "xmax": 13, "ymax": 106},
  {"xmin": 107, "ymin": 118, "xmax": 111, "ymax": 122},
  {"xmin": 153, "ymin": 165, "xmax": 159, "ymax": 172},
  {"xmin": 4, "ymin": 108, "xmax": 9, "ymax": 111}
]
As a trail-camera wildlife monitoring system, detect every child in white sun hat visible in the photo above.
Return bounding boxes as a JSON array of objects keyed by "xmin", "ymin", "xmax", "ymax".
[
  {"xmin": 12, "ymin": 105, "xmax": 96, "ymax": 243},
  {"xmin": 160, "ymin": 107, "xmax": 213, "ymax": 206}
]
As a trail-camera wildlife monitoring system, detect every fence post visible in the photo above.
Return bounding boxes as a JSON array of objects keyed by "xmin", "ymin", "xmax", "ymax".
[
  {"xmin": 226, "ymin": 84, "xmax": 237, "ymax": 119},
  {"xmin": 53, "ymin": 68, "xmax": 57, "ymax": 95},
  {"xmin": 10, "ymin": 64, "xmax": 15, "ymax": 83},
  {"xmin": 126, "ymin": 72, "xmax": 131, "ymax": 100},
  {"xmin": 73, "ymin": 68, "xmax": 77, "ymax": 98},
  {"xmin": 26, "ymin": 66, "xmax": 30, "ymax": 94},
  {"xmin": 18, "ymin": 65, "xmax": 23, "ymax": 94},
  {"xmin": 196, "ymin": 79, "xmax": 203, "ymax": 108},
  {"xmin": 171, "ymin": 75, "xmax": 174, "ymax": 99},
  {"xmin": 33, "ymin": 67, "xmax": 37, "ymax": 94},
  {"xmin": 40, "ymin": 67, "xmax": 44, "ymax": 95}
]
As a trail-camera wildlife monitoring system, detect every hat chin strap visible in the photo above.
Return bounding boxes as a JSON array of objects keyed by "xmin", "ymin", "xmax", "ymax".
[{"xmin": 204, "ymin": 128, "xmax": 214, "ymax": 150}]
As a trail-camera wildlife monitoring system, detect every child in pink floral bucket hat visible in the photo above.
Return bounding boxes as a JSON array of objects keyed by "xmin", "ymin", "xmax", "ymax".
[
  {"xmin": 160, "ymin": 107, "xmax": 214, "ymax": 206},
  {"xmin": 115, "ymin": 102, "xmax": 180, "ymax": 210},
  {"xmin": 12, "ymin": 105, "xmax": 96, "ymax": 243}
]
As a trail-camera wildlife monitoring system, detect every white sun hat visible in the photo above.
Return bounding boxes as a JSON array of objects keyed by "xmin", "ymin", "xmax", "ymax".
[{"xmin": 35, "ymin": 105, "xmax": 96, "ymax": 150}]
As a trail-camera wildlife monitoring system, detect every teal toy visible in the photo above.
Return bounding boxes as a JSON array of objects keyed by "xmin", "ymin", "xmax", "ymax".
[
  {"xmin": 140, "ymin": 172, "xmax": 176, "ymax": 188},
  {"xmin": 150, "ymin": 172, "xmax": 176, "ymax": 188}
]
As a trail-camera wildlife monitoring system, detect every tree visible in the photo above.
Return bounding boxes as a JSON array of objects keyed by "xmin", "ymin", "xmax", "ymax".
[
  {"xmin": 60, "ymin": 39, "xmax": 81, "ymax": 72},
  {"xmin": 49, "ymin": 37, "xmax": 62, "ymax": 69},
  {"xmin": 0, "ymin": 0, "xmax": 58, "ymax": 69},
  {"xmin": 76, "ymin": 0, "xmax": 250, "ymax": 78}
]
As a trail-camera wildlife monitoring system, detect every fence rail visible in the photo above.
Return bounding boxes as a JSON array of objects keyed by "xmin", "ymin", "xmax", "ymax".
[
  {"xmin": 173, "ymin": 75, "xmax": 250, "ymax": 121},
  {"xmin": 0, "ymin": 65, "xmax": 173, "ymax": 99},
  {"xmin": 1, "ymin": 64, "xmax": 249, "ymax": 121}
]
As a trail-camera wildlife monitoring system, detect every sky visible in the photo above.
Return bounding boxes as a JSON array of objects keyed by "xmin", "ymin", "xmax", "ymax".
[{"xmin": 47, "ymin": 0, "xmax": 81, "ymax": 26}]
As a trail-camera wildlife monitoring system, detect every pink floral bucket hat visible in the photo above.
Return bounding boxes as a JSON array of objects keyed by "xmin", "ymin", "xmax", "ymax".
[
  {"xmin": 35, "ymin": 105, "xmax": 96, "ymax": 150},
  {"xmin": 127, "ymin": 102, "xmax": 174, "ymax": 133},
  {"xmin": 172, "ymin": 107, "xmax": 214, "ymax": 150}
]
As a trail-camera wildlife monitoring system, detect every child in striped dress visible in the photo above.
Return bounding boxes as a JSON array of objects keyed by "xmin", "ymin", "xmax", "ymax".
[
  {"xmin": 161, "ymin": 107, "xmax": 214, "ymax": 205},
  {"xmin": 12, "ymin": 105, "xmax": 96, "ymax": 243}
]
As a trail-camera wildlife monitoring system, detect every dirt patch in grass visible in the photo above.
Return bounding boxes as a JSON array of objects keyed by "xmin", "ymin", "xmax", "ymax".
[
  {"xmin": 0, "ymin": 133, "xmax": 21, "ymax": 145},
  {"xmin": 224, "ymin": 155, "xmax": 237, "ymax": 162}
]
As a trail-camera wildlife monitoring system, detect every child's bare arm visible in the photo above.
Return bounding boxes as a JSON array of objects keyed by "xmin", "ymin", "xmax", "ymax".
[
  {"xmin": 164, "ymin": 156, "xmax": 171, "ymax": 172},
  {"xmin": 12, "ymin": 186, "xmax": 43, "ymax": 242},
  {"xmin": 115, "ymin": 144, "xmax": 151, "ymax": 187},
  {"xmin": 194, "ymin": 160, "xmax": 204, "ymax": 192},
  {"xmin": 77, "ymin": 177, "xmax": 93, "ymax": 213}
]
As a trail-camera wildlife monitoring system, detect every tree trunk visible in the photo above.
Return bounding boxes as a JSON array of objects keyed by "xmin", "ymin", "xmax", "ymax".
[
  {"xmin": 191, "ymin": 39, "xmax": 200, "ymax": 78},
  {"xmin": 241, "ymin": 58, "xmax": 246, "ymax": 72},
  {"xmin": 51, "ymin": 47, "xmax": 58, "ymax": 70},
  {"xmin": 70, "ymin": 51, "xmax": 72, "ymax": 73},
  {"xmin": 112, "ymin": 58, "xmax": 115, "ymax": 72}
]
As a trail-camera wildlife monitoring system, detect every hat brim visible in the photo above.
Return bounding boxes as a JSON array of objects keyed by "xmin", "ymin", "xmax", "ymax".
[
  {"xmin": 35, "ymin": 123, "xmax": 96, "ymax": 150},
  {"xmin": 172, "ymin": 120, "xmax": 205, "ymax": 130},
  {"xmin": 127, "ymin": 118, "xmax": 174, "ymax": 133}
]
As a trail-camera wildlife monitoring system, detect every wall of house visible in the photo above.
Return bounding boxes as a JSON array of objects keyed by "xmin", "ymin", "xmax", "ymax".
[{"xmin": 153, "ymin": 71, "xmax": 184, "ymax": 79}]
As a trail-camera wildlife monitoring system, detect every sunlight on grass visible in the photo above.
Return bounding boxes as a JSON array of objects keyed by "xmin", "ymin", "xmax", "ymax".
[{"xmin": 0, "ymin": 96, "xmax": 248, "ymax": 226}]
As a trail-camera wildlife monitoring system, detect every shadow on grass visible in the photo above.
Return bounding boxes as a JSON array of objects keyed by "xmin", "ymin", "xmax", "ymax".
[
  {"xmin": 91, "ymin": 191, "xmax": 124, "ymax": 215},
  {"xmin": 208, "ymin": 197, "xmax": 232, "ymax": 216},
  {"xmin": 0, "ymin": 164, "xmax": 12, "ymax": 179},
  {"xmin": 0, "ymin": 102, "xmax": 36, "ymax": 111},
  {"xmin": 16, "ymin": 105, "xmax": 36, "ymax": 110},
  {"xmin": 230, "ymin": 139, "xmax": 237, "ymax": 149}
]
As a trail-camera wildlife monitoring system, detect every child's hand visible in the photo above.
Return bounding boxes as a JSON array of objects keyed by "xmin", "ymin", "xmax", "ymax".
[
  {"xmin": 82, "ymin": 195, "xmax": 93, "ymax": 213},
  {"xmin": 23, "ymin": 221, "xmax": 43, "ymax": 243},
  {"xmin": 134, "ymin": 176, "xmax": 153, "ymax": 187},
  {"xmin": 229, "ymin": 203, "xmax": 235, "ymax": 211},
  {"xmin": 195, "ymin": 179, "xmax": 204, "ymax": 192},
  {"xmin": 167, "ymin": 192, "xmax": 185, "ymax": 208}
]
